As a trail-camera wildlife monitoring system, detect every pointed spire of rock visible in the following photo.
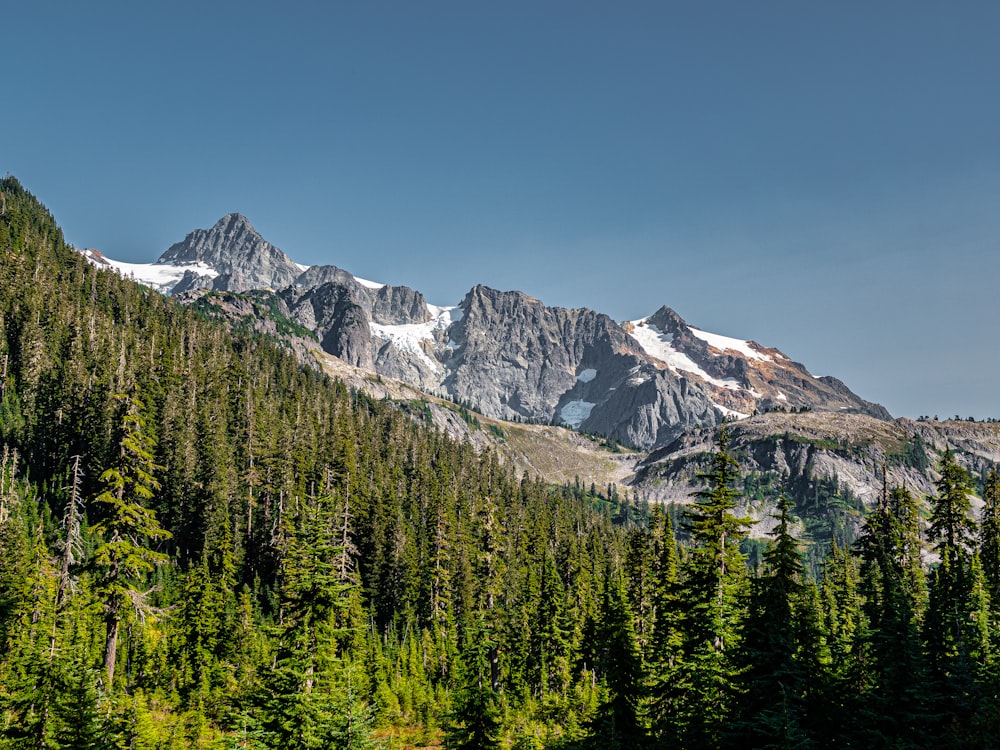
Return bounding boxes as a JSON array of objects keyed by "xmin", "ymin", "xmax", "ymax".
[{"xmin": 156, "ymin": 214, "xmax": 302, "ymax": 292}]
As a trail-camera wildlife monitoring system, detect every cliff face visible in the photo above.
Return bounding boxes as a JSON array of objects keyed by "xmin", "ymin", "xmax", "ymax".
[
  {"xmin": 632, "ymin": 412, "xmax": 1000, "ymax": 535},
  {"xmin": 439, "ymin": 286, "xmax": 731, "ymax": 447},
  {"xmin": 280, "ymin": 284, "xmax": 375, "ymax": 370},
  {"xmin": 293, "ymin": 265, "xmax": 432, "ymax": 325}
]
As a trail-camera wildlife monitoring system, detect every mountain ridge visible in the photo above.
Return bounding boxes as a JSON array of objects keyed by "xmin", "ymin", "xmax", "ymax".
[{"xmin": 81, "ymin": 213, "xmax": 892, "ymax": 450}]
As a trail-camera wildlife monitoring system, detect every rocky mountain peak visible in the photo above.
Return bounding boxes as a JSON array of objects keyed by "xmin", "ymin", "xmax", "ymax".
[
  {"xmin": 644, "ymin": 305, "xmax": 689, "ymax": 336},
  {"xmin": 461, "ymin": 284, "xmax": 541, "ymax": 313},
  {"xmin": 156, "ymin": 213, "xmax": 302, "ymax": 292},
  {"xmin": 214, "ymin": 212, "xmax": 256, "ymax": 234}
]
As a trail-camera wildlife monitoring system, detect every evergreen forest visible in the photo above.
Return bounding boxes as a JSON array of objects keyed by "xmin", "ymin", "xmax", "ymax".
[{"xmin": 3, "ymin": 176, "xmax": 1000, "ymax": 748}]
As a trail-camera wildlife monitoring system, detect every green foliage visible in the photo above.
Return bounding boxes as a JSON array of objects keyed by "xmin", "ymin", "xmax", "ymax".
[
  {"xmin": 586, "ymin": 570, "xmax": 644, "ymax": 749},
  {"xmin": 649, "ymin": 424, "xmax": 755, "ymax": 748},
  {"xmin": 979, "ymin": 469, "xmax": 1000, "ymax": 606},
  {"xmin": 192, "ymin": 290, "xmax": 317, "ymax": 344},
  {"xmin": 446, "ymin": 623, "xmax": 502, "ymax": 750},
  {"xmin": 91, "ymin": 391, "xmax": 171, "ymax": 688},
  {"xmin": 888, "ymin": 433, "xmax": 931, "ymax": 471}
]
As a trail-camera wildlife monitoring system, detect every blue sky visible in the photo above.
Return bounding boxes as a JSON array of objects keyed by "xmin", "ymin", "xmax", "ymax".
[{"xmin": 5, "ymin": 1, "xmax": 999, "ymax": 419}]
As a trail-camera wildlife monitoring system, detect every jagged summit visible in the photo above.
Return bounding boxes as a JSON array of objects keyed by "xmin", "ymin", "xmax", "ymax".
[
  {"xmin": 624, "ymin": 306, "xmax": 891, "ymax": 424},
  {"xmin": 156, "ymin": 213, "xmax": 302, "ymax": 292}
]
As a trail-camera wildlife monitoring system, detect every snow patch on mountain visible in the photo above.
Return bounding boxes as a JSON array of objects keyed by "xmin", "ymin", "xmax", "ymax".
[
  {"xmin": 369, "ymin": 306, "xmax": 461, "ymax": 371},
  {"xmin": 577, "ymin": 368, "xmax": 598, "ymax": 383},
  {"xmin": 353, "ymin": 275, "xmax": 386, "ymax": 290},
  {"xmin": 81, "ymin": 249, "xmax": 219, "ymax": 294},
  {"xmin": 560, "ymin": 400, "xmax": 596, "ymax": 429},
  {"xmin": 713, "ymin": 403, "xmax": 750, "ymax": 420},
  {"xmin": 628, "ymin": 319, "xmax": 743, "ymax": 391},
  {"xmin": 429, "ymin": 304, "xmax": 463, "ymax": 322},
  {"xmin": 689, "ymin": 327, "xmax": 772, "ymax": 361}
]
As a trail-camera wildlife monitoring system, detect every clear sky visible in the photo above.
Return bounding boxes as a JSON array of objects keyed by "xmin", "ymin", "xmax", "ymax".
[{"xmin": 4, "ymin": 1, "xmax": 999, "ymax": 419}]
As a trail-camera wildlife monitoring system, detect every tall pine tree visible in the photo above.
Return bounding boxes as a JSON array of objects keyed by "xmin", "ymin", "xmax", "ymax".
[{"xmin": 91, "ymin": 391, "xmax": 170, "ymax": 690}]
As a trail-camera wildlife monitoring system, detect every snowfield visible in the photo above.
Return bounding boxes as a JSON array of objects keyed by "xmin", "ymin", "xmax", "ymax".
[
  {"xmin": 627, "ymin": 319, "xmax": 744, "ymax": 391},
  {"xmin": 352, "ymin": 275, "xmax": 386, "ymax": 290},
  {"xmin": 688, "ymin": 327, "xmax": 773, "ymax": 361},
  {"xmin": 713, "ymin": 403, "xmax": 751, "ymax": 420},
  {"xmin": 369, "ymin": 305, "xmax": 462, "ymax": 371},
  {"xmin": 81, "ymin": 250, "xmax": 219, "ymax": 294},
  {"xmin": 559, "ymin": 400, "xmax": 596, "ymax": 429}
]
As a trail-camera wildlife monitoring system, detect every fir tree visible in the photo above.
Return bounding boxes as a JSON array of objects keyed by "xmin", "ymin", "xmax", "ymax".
[
  {"xmin": 856, "ymin": 483, "xmax": 930, "ymax": 745},
  {"xmin": 924, "ymin": 450, "xmax": 977, "ymax": 667},
  {"xmin": 446, "ymin": 621, "xmax": 502, "ymax": 750},
  {"xmin": 979, "ymin": 469, "xmax": 1000, "ymax": 608},
  {"xmin": 587, "ymin": 567, "xmax": 645, "ymax": 749},
  {"xmin": 91, "ymin": 391, "xmax": 171, "ymax": 690},
  {"xmin": 923, "ymin": 450, "xmax": 984, "ymax": 746},
  {"xmin": 736, "ymin": 492, "xmax": 814, "ymax": 748},
  {"xmin": 665, "ymin": 423, "xmax": 754, "ymax": 749}
]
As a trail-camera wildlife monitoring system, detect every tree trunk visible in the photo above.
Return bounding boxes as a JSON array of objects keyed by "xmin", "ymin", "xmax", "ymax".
[{"xmin": 104, "ymin": 613, "xmax": 120, "ymax": 689}]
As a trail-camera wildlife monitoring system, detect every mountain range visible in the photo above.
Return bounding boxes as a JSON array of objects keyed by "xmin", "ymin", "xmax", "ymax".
[{"xmin": 82, "ymin": 213, "xmax": 889, "ymax": 452}]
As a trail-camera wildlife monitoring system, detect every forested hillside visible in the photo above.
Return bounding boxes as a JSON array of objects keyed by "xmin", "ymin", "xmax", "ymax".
[{"xmin": 2, "ymin": 177, "xmax": 1000, "ymax": 749}]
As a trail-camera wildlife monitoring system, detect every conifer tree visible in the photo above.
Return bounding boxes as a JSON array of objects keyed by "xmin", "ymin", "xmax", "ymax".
[
  {"xmin": 925, "ymin": 450, "xmax": 977, "ymax": 667},
  {"xmin": 683, "ymin": 424, "xmax": 754, "ymax": 651},
  {"xmin": 91, "ymin": 391, "xmax": 171, "ymax": 690},
  {"xmin": 446, "ymin": 620, "xmax": 502, "ymax": 750},
  {"xmin": 923, "ymin": 450, "xmax": 984, "ymax": 745},
  {"xmin": 979, "ymin": 469, "xmax": 1000, "ymax": 608},
  {"xmin": 663, "ymin": 423, "xmax": 753, "ymax": 748},
  {"xmin": 587, "ymin": 567, "xmax": 645, "ymax": 749},
  {"xmin": 736, "ymin": 492, "xmax": 814, "ymax": 748},
  {"xmin": 856, "ymin": 483, "xmax": 930, "ymax": 744},
  {"xmin": 649, "ymin": 506, "xmax": 682, "ymax": 652},
  {"xmin": 646, "ymin": 506, "xmax": 685, "ymax": 742},
  {"xmin": 816, "ymin": 538, "xmax": 867, "ymax": 743},
  {"xmin": 624, "ymin": 526, "xmax": 656, "ymax": 658},
  {"xmin": 534, "ymin": 547, "xmax": 571, "ymax": 697}
]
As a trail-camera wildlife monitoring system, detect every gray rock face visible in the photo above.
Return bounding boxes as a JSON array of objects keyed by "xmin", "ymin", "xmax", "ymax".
[
  {"xmin": 158, "ymin": 213, "xmax": 302, "ymax": 292},
  {"xmin": 583, "ymin": 368, "xmax": 720, "ymax": 449},
  {"xmin": 636, "ymin": 305, "xmax": 891, "ymax": 422},
  {"xmin": 370, "ymin": 285, "xmax": 431, "ymax": 326},
  {"xmin": 440, "ymin": 286, "xmax": 726, "ymax": 448},
  {"xmin": 631, "ymin": 412, "xmax": 1000, "ymax": 539},
  {"xmin": 170, "ymin": 269, "xmax": 219, "ymax": 295},
  {"xmin": 445, "ymin": 285, "xmax": 633, "ymax": 421},
  {"xmin": 280, "ymin": 284, "xmax": 374, "ymax": 370},
  {"xmin": 294, "ymin": 264, "xmax": 358, "ymax": 289},
  {"xmin": 292, "ymin": 265, "xmax": 431, "ymax": 325},
  {"xmin": 815, "ymin": 376, "xmax": 892, "ymax": 420}
]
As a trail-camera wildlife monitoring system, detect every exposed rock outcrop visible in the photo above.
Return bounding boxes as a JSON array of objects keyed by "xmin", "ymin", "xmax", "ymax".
[{"xmin": 280, "ymin": 284, "xmax": 374, "ymax": 370}]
